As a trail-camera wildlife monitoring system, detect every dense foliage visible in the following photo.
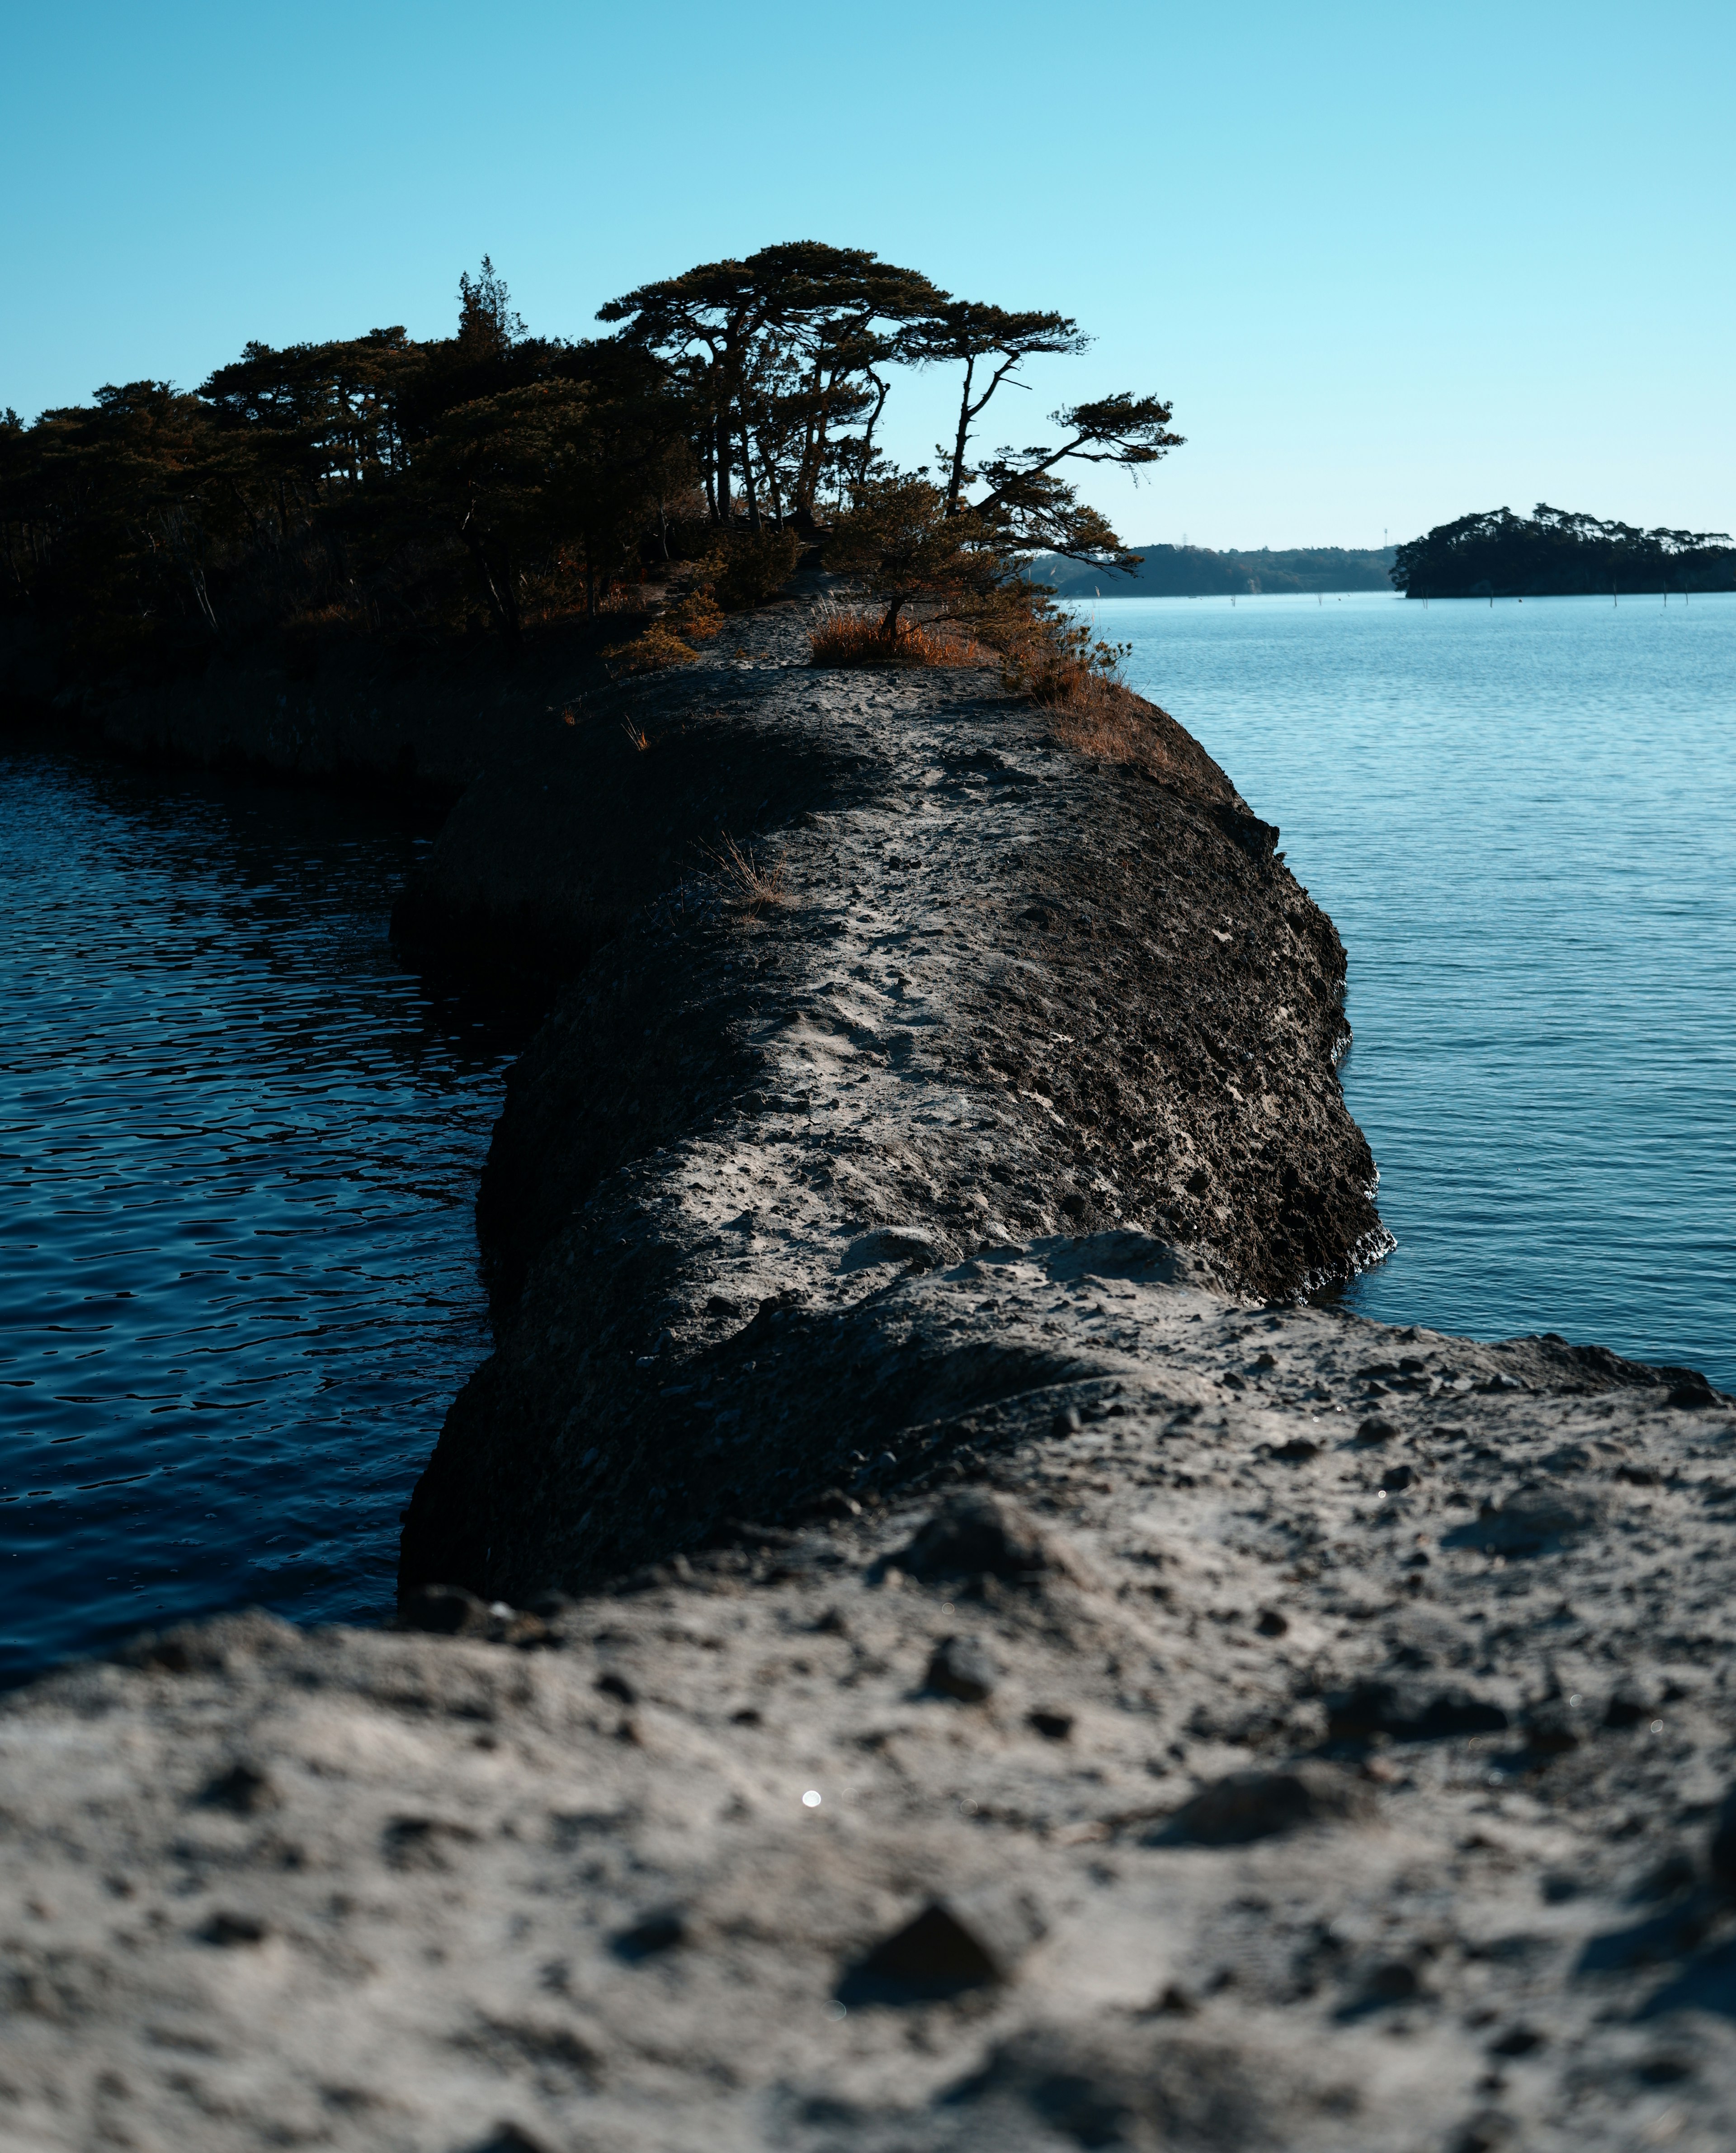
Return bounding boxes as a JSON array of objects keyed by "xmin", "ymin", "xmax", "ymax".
[
  {"xmin": 0, "ymin": 245, "xmax": 1180, "ymax": 688},
  {"xmin": 1391, "ymin": 505, "xmax": 1736, "ymax": 599}
]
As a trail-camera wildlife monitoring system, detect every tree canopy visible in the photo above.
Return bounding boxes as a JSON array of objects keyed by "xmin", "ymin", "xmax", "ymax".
[{"xmin": 1, "ymin": 242, "xmax": 1183, "ymax": 682}]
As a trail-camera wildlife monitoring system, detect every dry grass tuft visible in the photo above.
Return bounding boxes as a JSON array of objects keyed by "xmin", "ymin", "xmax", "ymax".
[
  {"xmin": 1027, "ymin": 652, "xmax": 1232, "ymax": 796},
  {"xmin": 809, "ymin": 607, "xmax": 986, "ymax": 670},
  {"xmin": 602, "ymin": 623, "xmax": 700, "ymax": 675},
  {"xmin": 667, "ymin": 590, "xmax": 724, "ymax": 643},
  {"xmin": 705, "ymin": 832, "xmax": 788, "ymax": 913},
  {"xmin": 622, "ymin": 722, "xmax": 652, "ymax": 752}
]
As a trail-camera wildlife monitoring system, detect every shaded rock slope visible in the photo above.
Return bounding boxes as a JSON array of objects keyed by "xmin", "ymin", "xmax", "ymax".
[{"xmin": 398, "ymin": 584, "xmax": 1387, "ymax": 1604}]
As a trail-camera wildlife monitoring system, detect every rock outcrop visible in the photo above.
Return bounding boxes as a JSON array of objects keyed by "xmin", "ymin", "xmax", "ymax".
[
  {"xmin": 6, "ymin": 582, "xmax": 1733, "ymax": 2150},
  {"xmin": 397, "ymin": 585, "xmax": 1387, "ymax": 1604}
]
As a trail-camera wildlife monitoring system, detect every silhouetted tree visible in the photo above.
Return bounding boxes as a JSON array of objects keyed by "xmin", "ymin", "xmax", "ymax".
[
  {"xmin": 598, "ymin": 243, "xmax": 942, "ymax": 526},
  {"xmin": 896, "ymin": 301, "xmax": 1090, "ymax": 513}
]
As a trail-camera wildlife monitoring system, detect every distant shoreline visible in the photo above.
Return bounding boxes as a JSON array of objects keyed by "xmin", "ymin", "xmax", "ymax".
[{"xmin": 1032, "ymin": 541, "xmax": 1395, "ymax": 600}]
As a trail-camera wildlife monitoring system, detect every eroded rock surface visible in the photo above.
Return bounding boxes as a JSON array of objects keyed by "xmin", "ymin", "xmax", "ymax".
[
  {"xmin": 5, "ymin": 1319, "xmax": 1735, "ymax": 2150},
  {"xmin": 8, "ymin": 588, "xmax": 1733, "ymax": 2149},
  {"xmin": 398, "ymin": 585, "xmax": 1386, "ymax": 1604}
]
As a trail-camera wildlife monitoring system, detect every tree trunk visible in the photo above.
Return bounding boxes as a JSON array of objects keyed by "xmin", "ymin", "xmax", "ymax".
[
  {"xmin": 715, "ymin": 413, "xmax": 732, "ymax": 524},
  {"xmin": 739, "ymin": 404, "xmax": 760, "ymax": 532},
  {"xmin": 860, "ymin": 369, "xmax": 892, "ymax": 495},
  {"xmin": 945, "ymin": 356, "xmax": 976, "ymax": 514}
]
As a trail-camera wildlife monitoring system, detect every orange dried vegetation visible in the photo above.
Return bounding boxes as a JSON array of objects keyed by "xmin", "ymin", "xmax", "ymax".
[
  {"xmin": 808, "ymin": 609, "xmax": 986, "ymax": 670},
  {"xmin": 602, "ymin": 623, "xmax": 700, "ymax": 675}
]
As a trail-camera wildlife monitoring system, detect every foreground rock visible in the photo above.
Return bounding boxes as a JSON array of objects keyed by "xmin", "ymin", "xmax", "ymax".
[{"xmin": 5, "ymin": 1308, "xmax": 1734, "ymax": 2149}]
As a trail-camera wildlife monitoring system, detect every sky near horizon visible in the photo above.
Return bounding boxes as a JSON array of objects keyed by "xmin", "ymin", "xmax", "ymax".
[{"xmin": 3, "ymin": 1, "xmax": 1731, "ymax": 553}]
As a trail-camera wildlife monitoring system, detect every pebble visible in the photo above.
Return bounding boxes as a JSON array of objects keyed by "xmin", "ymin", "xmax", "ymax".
[
  {"xmin": 898, "ymin": 1490, "xmax": 1062, "ymax": 1588},
  {"xmin": 1162, "ymin": 1761, "xmax": 1375, "ymax": 1845},
  {"xmin": 858, "ymin": 1886, "xmax": 1046, "ymax": 1991},
  {"xmin": 928, "ymin": 1634, "xmax": 999, "ymax": 1702}
]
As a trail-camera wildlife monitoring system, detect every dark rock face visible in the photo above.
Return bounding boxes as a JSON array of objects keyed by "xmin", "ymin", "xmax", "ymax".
[{"xmin": 397, "ymin": 591, "xmax": 1388, "ymax": 1608}]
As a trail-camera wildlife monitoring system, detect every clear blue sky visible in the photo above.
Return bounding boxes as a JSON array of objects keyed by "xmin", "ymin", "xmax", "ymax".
[{"xmin": 4, "ymin": 1, "xmax": 1730, "ymax": 550}]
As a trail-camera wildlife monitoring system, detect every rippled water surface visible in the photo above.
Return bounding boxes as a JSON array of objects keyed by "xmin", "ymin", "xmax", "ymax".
[
  {"xmin": 1104, "ymin": 590, "xmax": 1736, "ymax": 1386},
  {"xmin": 0, "ymin": 749, "xmax": 529, "ymax": 1686}
]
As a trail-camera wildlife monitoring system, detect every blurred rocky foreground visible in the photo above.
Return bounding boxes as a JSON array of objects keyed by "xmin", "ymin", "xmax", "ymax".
[
  {"xmin": 5, "ymin": 591, "xmax": 1736, "ymax": 2150},
  {"xmin": 5, "ymin": 1317, "xmax": 1736, "ymax": 2152}
]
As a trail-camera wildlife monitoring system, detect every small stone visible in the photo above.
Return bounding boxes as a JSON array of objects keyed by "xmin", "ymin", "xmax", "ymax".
[
  {"xmin": 897, "ymin": 1490, "xmax": 1076, "ymax": 1590},
  {"xmin": 595, "ymin": 1671, "xmax": 636, "ymax": 1705},
  {"xmin": 198, "ymin": 1910, "xmax": 269, "ymax": 1947},
  {"xmin": 1380, "ymin": 1463, "xmax": 1414, "ymax": 1492},
  {"xmin": 928, "ymin": 1635, "xmax": 998, "ymax": 1703},
  {"xmin": 1255, "ymin": 1609, "xmax": 1289, "ymax": 1638},
  {"xmin": 1488, "ymin": 2026, "xmax": 1545, "ymax": 2057},
  {"xmin": 1522, "ymin": 1699, "xmax": 1583, "ymax": 1755},
  {"xmin": 467, "ymin": 2126, "xmax": 556, "ymax": 2153},
  {"xmin": 1162, "ymin": 1761, "xmax": 1374, "ymax": 1846},
  {"xmin": 1027, "ymin": 1707, "xmax": 1074, "ymax": 1741},
  {"xmin": 1667, "ymin": 1376, "xmax": 1717, "ymax": 1409},
  {"xmin": 1270, "ymin": 1438, "xmax": 1319, "ymax": 1463},
  {"xmin": 1149, "ymin": 1982, "xmax": 1198, "ymax": 2015},
  {"xmin": 200, "ymin": 1762, "xmax": 278, "ymax": 1816},
  {"xmin": 856, "ymin": 1887, "xmax": 1045, "ymax": 1991},
  {"xmin": 1326, "ymin": 1680, "xmax": 1508, "ymax": 1743},
  {"xmin": 1355, "ymin": 1417, "xmax": 1397, "ymax": 1445},
  {"xmin": 613, "ymin": 1909, "xmax": 687, "ymax": 1960},
  {"xmin": 397, "ymin": 1584, "xmax": 491, "ymax": 1636},
  {"xmin": 1358, "ymin": 1959, "xmax": 1421, "ymax": 2006}
]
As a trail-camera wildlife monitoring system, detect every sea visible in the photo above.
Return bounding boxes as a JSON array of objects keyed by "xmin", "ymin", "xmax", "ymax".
[
  {"xmin": 0, "ymin": 751, "xmax": 530, "ymax": 1686},
  {"xmin": 1097, "ymin": 588, "xmax": 1735, "ymax": 1390}
]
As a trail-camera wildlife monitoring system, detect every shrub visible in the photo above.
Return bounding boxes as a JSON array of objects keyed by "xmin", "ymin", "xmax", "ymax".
[
  {"xmin": 602, "ymin": 623, "xmax": 699, "ymax": 675},
  {"xmin": 809, "ymin": 607, "xmax": 987, "ymax": 669},
  {"xmin": 667, "ymin": 588, "xmax": 724, "ymax": 642},
  {"xmin": 713, "ymin": 529, "xmax": 802, "ymax": 611},
  {"xmin": 705, "ymin": 832, "xmax": 787, "ymax": 912}
]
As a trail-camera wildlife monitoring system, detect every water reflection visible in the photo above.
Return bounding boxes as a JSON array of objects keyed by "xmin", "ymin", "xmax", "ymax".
[{"xmin": 0, "ymin": 745, "xmax": 533, "ymax": 1685}]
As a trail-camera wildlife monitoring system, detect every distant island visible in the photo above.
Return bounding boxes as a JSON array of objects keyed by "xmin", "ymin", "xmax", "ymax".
[
  {"xmin": 1392, "ymin": 504, "xmax": 1736, "ymax": 599},
  {"xmin": 1030, "ymin": 543, "xmax": 1396, "ymax": 598}
]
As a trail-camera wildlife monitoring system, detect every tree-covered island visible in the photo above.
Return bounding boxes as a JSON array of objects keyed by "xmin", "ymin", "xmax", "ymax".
[{"xmin": 1391, "ymin": 504, "xmax": 1736, "ymax": 598}]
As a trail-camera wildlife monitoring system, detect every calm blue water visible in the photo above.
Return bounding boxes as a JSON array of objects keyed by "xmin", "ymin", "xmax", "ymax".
[
  {"xmin": 0, "ymin": 748, "xmax": 528, "ymax": 1686},
  {"xmin": 1100, "ymin": 590, "xmax": 1735, "ymax": 1387}
]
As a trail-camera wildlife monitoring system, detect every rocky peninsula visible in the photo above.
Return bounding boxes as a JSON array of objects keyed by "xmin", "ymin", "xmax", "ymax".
[{"xmin": 4, "ymin": 581, "xmax": 1734, "ymax": 2152}]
